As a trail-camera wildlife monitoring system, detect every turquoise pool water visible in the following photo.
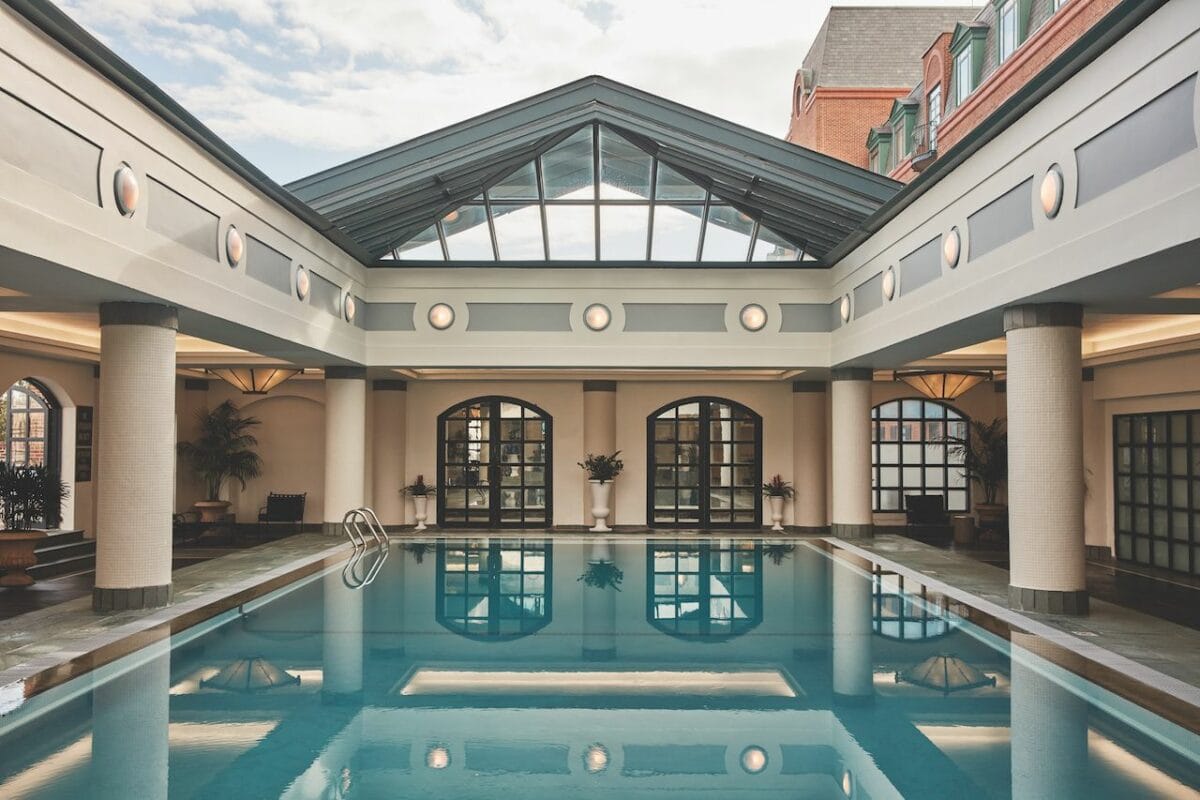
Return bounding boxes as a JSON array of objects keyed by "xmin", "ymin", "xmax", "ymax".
[{"xmin": 0, "ymin": 537, "xmax": 1197, "ymax": 799}]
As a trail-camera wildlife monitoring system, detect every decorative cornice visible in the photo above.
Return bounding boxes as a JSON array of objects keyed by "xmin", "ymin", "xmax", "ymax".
[{"xmin": 583, "ymin": 380, "xmax": 617, "ymax": 392}]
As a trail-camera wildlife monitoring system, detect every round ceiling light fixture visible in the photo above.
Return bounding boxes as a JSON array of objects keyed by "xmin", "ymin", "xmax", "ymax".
[
  {"xmin": 882, "ymin": 267, "xmax": 896, "ymax": 300},
  {"xmin": 1040, "ymin": 164, "xmax": 1064, "ymax": 218},
  {"xmin": 343, "ymin": 292, "xmax": 357, "ymax": 323},
  {"xmin": 842, "ymin": 768, "xmax": 855, "ymax": 797},
  {"xmin": 113, "ymin": 164, "xmax": 139, "ymax": 216},
  {"xmin": 425, "ymin": 745, "xmax": 450, "ymax": 770},
  {"xmin": 295, "ymin": 266, "xmax": 310, "ymax": 300},
  {"xmin": 740, "ymin": 303, "xmax": 768, "ymax": 332},
  {"xmin": 839, "ymin": 294, "xmax": 852, "ymax": 323},
  {"xmin": 943, "ymin": 227, "xmax": 961, "ymax": 269},
  {"xmin": 740, "ymin": 746, "xmax": 768, "ymax": 775},
  {"xmin": 583, "ymin": 743, "xmax": 609, "ymax": 774},
  {"xmin": 428, "ymin": 303, "xmax": 455, "ymax": 330},
  {"xmin": 225, "ymin": 226, "xmax": 244, "ymax": 267},
  {"xmin": 583, "ymin": 303, "xmax": 611, "ymax": 331}
]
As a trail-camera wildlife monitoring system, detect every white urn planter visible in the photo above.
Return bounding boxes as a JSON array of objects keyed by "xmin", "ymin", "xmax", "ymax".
[
  {"xmin": 767, "ymin": 495, "xmax": 786, "ymax": 532},
  {"xmin": 411, "ymin": 495, "xmax": 430, "ymax": 531},
  {"xmin": 589, "ymin": 480, "xmax": 613, "ymax": 533}
]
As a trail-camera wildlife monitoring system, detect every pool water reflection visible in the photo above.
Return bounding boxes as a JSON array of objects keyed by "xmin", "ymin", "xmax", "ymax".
[{"xmin": 0, "ymin": 536, "xmax": 1197, "ymax": 799}]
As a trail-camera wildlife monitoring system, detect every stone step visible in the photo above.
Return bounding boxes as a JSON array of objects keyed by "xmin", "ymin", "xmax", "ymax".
[
  {"xmin": 33, "ymin": 529, "xmax": 86, "ymax": 551},
  {"xmin": 29, "ymin": 552, "xmax": 95, "ymax": 580},
  {"xmin": 34, "ymin": 539, "xmax": 96, "ymax": 562}
]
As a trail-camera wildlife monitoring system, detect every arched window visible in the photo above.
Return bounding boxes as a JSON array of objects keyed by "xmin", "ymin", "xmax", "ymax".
[
  {"xmin": 648, "ymin": 398, "xmax": 762, "ymax": 528},
  {"xmin": 873, "ymin": 567, "xmax": 951, "ymax": 640},
  {"xmin": 1, "ymin": 379, "xmax": 59, "ymax": 470},
  {"xmin": 437, "ymin": 397, "xmax": 551, "ymax": 528},
  {"xmin": 871, "ymin": 398, "xmax": 969, "ymax": 513},
  {"xmin": 436, "ymin": 538, "xmax": 551, "ymax": 639},
  {"xmin": 647, "ymin": 539, "xmax": 762, "ymax": 640}
]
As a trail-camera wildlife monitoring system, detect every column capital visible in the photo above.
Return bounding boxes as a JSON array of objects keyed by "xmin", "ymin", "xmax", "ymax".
[
  {"xmin": 830, "ymin": 367, "xmax": 873, "ymax": 382},
  {"xmin": 372, "ymin": 379, "xmax": 407, "ymax": 391},
  {"xmin": 325, "ymin": 366, "xmax": 367, "ymax": 380},
  {"xmin": 582, "ymin": 380, "xmax": 617, "ymax": 393},
  {"xmin": 1003, "ymin": 303, "xmax": 1083, "ymax": 331},
  {"xmin": 99, "ymin": 301, "xmax": 178, "ymax": 330},
  {"xmin": 792, "ymin": 380, "xmax": 828, "ymax": 393}
]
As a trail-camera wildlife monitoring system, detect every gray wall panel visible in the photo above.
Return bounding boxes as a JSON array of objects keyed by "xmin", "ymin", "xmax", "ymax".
[
  {"xmin": 245, "ymin": 236, "xmax": 292, "ymax": 295},
  {"xmin": 853, "ymin": 272, "xmax": 883, "ymax": 318},
  {"xmin": 0, "ymin": 90, "xmax": 100, "ymax": 204},
  {"xmin": 622, "ymin": 303, "xmax": 727, "ymax": 332},
  {"xmin": 362, "ymin": 302, "xmax": 416, "ymax": 331},
  {"xmin": 1076, "ymin": 74, "xmax": 1198, "ymax": 206},
  {"xmin": 899, "ymin": 236, "xmax": 942, "ymax": 296},
  {"xmin": 780, "ymin": 303, "xmax": 834, "ymax": 333},
  {"xmin": 466, "ymin": 303, "xmax": 572, "ymax": 332},
  {"xmin": 968, "ymin": 178, "xmax": 1034, "ymax": 261},
  {"xmin": 146, "ymin": 177, "xmax": 218, "ymax": 259},
  {"xmin": 309, "ymin": 271, "xmax": 341, "ymax": 317}
]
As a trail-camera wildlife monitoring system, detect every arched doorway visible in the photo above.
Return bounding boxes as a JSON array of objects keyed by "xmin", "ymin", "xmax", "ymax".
[
  {"xmin": 870, "ymin": 398, "xmax": 970, "ymax": 513},
  {"xmin": 647, "ymin": 397, "xmax": 762, "ymax": 528},
  {"xmin": 647, "ymin": 538, "xmax": 763, "ymax": 639},
  {"xmin": 437, "ymin": 397, "xmax": 552, "ymax": 528},
  {"xmin": 2, "ymin": 379, "xmax": 61, "ymax": 473},
  {"xmin": 436, "ymin": 538, "xmax": 552, "ymax": 638}
]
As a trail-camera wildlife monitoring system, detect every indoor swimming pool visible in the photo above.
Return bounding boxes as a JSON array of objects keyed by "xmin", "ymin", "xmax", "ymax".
[{"xmin": 0, "ymin": 536, "xmax": 1196, "ymax": 799}]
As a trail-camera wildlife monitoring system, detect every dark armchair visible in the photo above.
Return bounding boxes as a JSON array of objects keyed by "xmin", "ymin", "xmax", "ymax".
[
  {"xmin": 257, "ymin": 492, "xmax": 307, "ymax": 535},
  {"xmin": 903, "ymin": 494, "xmax": 952, "ymax": 546}
]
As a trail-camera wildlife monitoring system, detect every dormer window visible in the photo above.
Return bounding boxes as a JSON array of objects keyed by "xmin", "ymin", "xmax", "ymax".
[
  {"xmin": 998, "ymin": 0, "xmax": 1019, "ymax": 62},
  {"xmin": 954, "ymin": 46, "xmax": 973, "ymax": 104}
]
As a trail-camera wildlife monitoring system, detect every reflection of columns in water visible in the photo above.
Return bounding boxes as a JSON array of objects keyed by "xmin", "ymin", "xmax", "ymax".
[
  {"xmin": 793, "ymin": 544, "xmax": 830, "ymax": 659},
  {"xmin": 582, "ymin": 538, "xmax": 617, "ymax": 660},
  {"xmin": 323, "ymin": 569, "xmax": 364, "ymax": 700},
  {"xmin": 1010, "ymin": 632, "xmax": 1089, "ymax": 800},
  {"xmin": 91, "ymin": 637, "xmax": 170, "ymax": 800},
  {"xmin": 831, "ymin": 551, "xmax": 873, "ymax": 704},
  {"xmin": 366, "ymin": 544, "xmax": 405, "ymax": 657}
]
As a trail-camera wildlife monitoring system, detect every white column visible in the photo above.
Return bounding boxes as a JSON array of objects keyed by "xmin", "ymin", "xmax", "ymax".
[
  {"xmin": 831, "ymin": 550, "xmax": 873, "ymax": 705},
  {"xmin": 1010, "ymin": 632, "xmax": 1089, "ymax": 798},
  {"xmin": 91, "ymin": 637, "xmax": 170, "ymax": 800},
  {"xmin": 323, "ymin": 568, "xmax": 364, "ymax": 701},
  {"xmin": 371, "ymin": 380, "xmax": 407, "ymax": 526},
  {"xmin": 1004, "ymin": 304, "xmax": 1087, "ymax": 615},
  {"xmin": 792, "ymin": 381, "xmax": 828, "ymax": 530},
  {"xmin": 583, "ymin": 381, "xmax": 617, "ymax": 526},
  {"xmin": 792, "ymin": 543, "xmax": 829, "ymax": 659},
  {"xmin": 94, "ymin": 302, "xmax": 177, "ymax": 611},
  {"xmin": 830, "ymin": 368, "xmax": 873, "ymax": 539},
  {"xmin": 323, "ymin": 368, "xmax": 367, "ymax": 535}
]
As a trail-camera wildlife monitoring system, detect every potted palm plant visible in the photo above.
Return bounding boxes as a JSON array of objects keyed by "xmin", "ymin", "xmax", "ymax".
[
  {"xmin": 402, "ymin": 475, "xmax": 436, "ymax": 531},
  {"xmin": 578, "ymin": 452, "xmax": 623, "ymax": 532},
  {"xmin": 945, "ymin": 417, "xmax": 1008, "ymax": 529},
  {"xmin": 0, "ymin": 463, "xmax": 69, "ymax": 586},
  {"xmin": 761, "ymin": 474, "xmax": 795, "ymax": 532},
  {"xmin": 177, "ymin": 400, "xmax": 263, "ymax": 522}
]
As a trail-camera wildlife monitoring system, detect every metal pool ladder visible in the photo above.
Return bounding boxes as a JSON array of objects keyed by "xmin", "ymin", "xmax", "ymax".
[{"xmin": 341, "ymin": 507, "xmax": 389, "ymax": 589}]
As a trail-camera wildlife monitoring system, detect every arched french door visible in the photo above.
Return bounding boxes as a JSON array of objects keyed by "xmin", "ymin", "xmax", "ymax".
[
  {"xmin": 437, "ymin": 397, "xmax": 552, "ymax": 528},
  {"xmin": 647, "ymin": 397, "xmax": 762, "ymax": 529}
]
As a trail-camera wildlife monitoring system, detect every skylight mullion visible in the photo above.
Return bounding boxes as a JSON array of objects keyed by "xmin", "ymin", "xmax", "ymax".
[
  {"xmin": 435, "ymin": 221, "xmax": 449, "ymax": 260},
  {"xmin": 593, "ymin": 122, "xmax": 601, "ymax": 261},
  {"xmin": 746, "ymin": 219, "xmax": 760, "ymax": 262},
  {"xmin": 482, "ymin": 192, "xmax": 501, "ymax": 261},
  {"xmin": 695, "ymin": 191, "xmax": 712, "ymax": 262},
  {"xmin": 534, "ymin": 157, "xmax": 550, "ymax": 261},
  {"xmin": 646, "ymin": 157, "xmax": 658, "ymax": 261}
]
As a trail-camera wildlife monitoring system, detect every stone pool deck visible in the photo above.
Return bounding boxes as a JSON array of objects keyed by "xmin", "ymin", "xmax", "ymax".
[
  {"xmin": 834, "ymin": 534, "xmax": 1200, "ymax": 711},
  {"xmin": 0, "ymin": 534, "xmax": 350, "ymax": 699}
]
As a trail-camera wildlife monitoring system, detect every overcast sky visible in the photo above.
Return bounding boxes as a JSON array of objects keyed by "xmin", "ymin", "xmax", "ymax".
[{"xmin": 60, "ymin": 0, "xmax": 977, "ymax": 183}]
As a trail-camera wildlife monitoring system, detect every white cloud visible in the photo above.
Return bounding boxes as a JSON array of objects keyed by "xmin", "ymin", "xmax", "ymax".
[{"xmin": 57, "ymin": 0, "xmax": 976, "ymax": 181}]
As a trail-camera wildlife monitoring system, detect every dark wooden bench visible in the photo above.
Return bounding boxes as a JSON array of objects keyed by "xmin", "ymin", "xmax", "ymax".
[{"xmin": 257, "ymin": 492, "xmax": 306, "ymax": 535}]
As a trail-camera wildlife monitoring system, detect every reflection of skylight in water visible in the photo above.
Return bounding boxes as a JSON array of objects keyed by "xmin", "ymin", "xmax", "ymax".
[
  {"xmin": 546, "ymin": 205, "xmax": 594, "ymax": 259},
  {"xmin": 652, "ymin": 205, "xmax": 703, "ymax": 260},
  {"xmin": 751, "ymin": 226, "xmax": 802, "ymax": 262},
  {"xmin": 442, "ymin": 199, "xmax": 493, "ymax": 260},
  {"xmin": 702, "ymin": 205, "xmax": 754, "ymax": 261},
  {"xmin": 382, "ymin": 124, "xmax": 806, "ymax": 264}
]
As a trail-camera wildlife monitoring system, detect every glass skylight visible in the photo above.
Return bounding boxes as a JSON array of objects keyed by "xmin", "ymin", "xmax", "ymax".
[{"xmin": 382, "ymin": 123, "xmax": 807, "ymax": 264}]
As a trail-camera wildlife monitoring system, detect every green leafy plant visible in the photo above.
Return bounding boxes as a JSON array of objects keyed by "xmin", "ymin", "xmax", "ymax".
[
  {"xmin": 401, "ymin": 475, "xmax": 437, "ymax": 496},
  {"xmin": 579, "ymin": 451, "xmax": 624, "ymax": 483},
  {"xmin": 0, "ymin": 463, "xmax": 68, "ymax": 530},
  {"xmin": 404, "ymin": 541, "xmax": 432, "ymax": 563},
  {"xmin": 761, "ymin": 474, "xmax": 795, "ymax": 499},
  {"xmin": 578, "ymin": 560, "xmax": 624, "ymax": 591},
  {"xmin": 765, "ymin": 542, "xmax": 795, "ymax": 565},
  {"xmin": 176, "ymin": 400, "xmax": 263, "ymax": 502},
  {"xmin": 944, "ymin": 417, "xmax": 1007, "ymax": 505}
]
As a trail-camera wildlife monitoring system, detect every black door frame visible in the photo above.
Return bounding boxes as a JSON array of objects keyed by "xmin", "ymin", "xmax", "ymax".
[
  {"xmin": 436, "ymin": 396, "xmax": 553, "ymax": 528},
  {"xmin": 645, "ymin": 396, "xmax": 763, "ymax": 529}
]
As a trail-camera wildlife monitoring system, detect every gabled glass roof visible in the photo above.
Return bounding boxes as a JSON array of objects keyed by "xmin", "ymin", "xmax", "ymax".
[{"xmin": 382, "ymin": 125, "xmax": 809, "ymax": 263}]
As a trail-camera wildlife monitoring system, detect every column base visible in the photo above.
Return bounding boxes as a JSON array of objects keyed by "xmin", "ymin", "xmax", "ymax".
[
  {"xmin": 322, "ymin": 521, "xmax": 344, "ymax": 537},
  {"xmin": 93, "ymin": 584, "xmax": 171, "ymax": 612},
  {"xmin": 1009, "ymin": 585, "xmax": 1089, "ymax": 616},
  {"xmin": 830, "ymin": 523, "xmax": 873, "ymax": 540}
]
